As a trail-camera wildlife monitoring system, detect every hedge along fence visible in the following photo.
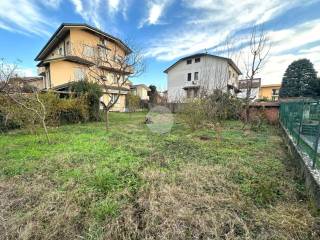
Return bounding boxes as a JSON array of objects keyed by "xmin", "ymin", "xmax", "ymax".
[{"xmin": 0, "ymin": 92, "xmax": 90, "ymax": 132}]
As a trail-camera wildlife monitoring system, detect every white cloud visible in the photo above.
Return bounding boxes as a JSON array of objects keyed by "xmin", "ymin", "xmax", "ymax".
[
  {"xmin": 108, "ymin": 0, "xmax": 120, "ymax": 12},
  {"xmin": 41, "ymin": 0, "xmax": 62, "ymax": 9},
  {"xmin": 0, "ymin": 0, "xmax": 54, "ymax": 36},
  {"xmin": 139, "ymin": 0, "xmax": 172, "ymax": 28},
  {"xmin": 146, "ymin": 0, "xmax": 316, "ymax": 61},
  {"xmin": 17, "ymin": 67, "xmax": 37, "ymax": 77},
  {"xmin": 69, "ymin": 0, "xmax": 102, "ymax": 28}
]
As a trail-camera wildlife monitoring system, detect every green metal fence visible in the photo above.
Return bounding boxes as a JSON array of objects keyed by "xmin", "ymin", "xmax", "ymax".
[{"xmin": 280, "ymin": 99, "xmax": 320, "ymax": 169}]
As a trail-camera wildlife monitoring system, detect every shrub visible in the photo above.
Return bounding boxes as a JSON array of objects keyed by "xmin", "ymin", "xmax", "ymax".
[
  {"xmin": 71, "ymin": 80, "xmax": 103, "ymax": 121},
  {"xmin": 178, "ymin": 99, "xmax": 206, "ymax": 130},
  {"xmin": 0, "ymin": 95, "xmax": 39, "ymax": 132},
  {"xmin": 126, "ymin": 93, "xmax": 141, "ymax": 112},
  {"xmin": 0, "ymin": 92, "xmax": 90, "ymax": 131},
  {"xmin": 179, "ymin": 91, "xmax": 243, "ymax": 130}
]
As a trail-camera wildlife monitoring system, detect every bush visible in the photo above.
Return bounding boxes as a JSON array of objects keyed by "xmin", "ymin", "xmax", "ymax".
[
  {"xmin": 0, "ymin": 95, "xmax": 39, "ymax": 132},
  {"xmin": 70, "ymin": 80, "xmax": 103, "ymax": 121},
  {"xmin": 179, "ymin": 90, "xmax": 243, "ymax": 130},
  {"xmin": 0, "ymin": 92, "xmax": 90, "ymax": 131},
  {"xmin": 41, "ymin": 92, "xmax": 89, "ymax": 125},
  {"xmin": 126, "ymin": 93, "xmax": 141, "ymax": 112},
  {"xmin": 179, "ymin": 99, "xmax": 206, "ymax": 130}
]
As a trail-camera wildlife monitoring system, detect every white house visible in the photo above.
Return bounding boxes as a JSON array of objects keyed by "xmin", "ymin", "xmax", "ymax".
[
  {"xmin": 164, "ymin": 53, "xmax": 242, "ymax": 102},
  {"xmin": 237, "ymin": 78, "xmax": 261, "ymax": 101}
]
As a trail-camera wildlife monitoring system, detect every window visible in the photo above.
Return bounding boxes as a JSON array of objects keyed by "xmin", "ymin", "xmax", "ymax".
[
  {"xmin": 114, "ymin": 55, "xmax": 123, "ymax": 63},
  {"xmin": 111, "ymin": 94, "xmax": 120, "ymax": 104},
  {"xmin": 59, "ymin": 47, "xmax": 63, "ymax": 55},
  {"xmin": 187, "ymin": 73, "xmax": 192, "ymax": 81},
  {"xmin": 74, "ymin": 68, "xmax": 85, "ymax": 81},
  {"xmin": 194, "ymin": 72, "xmax": 199, "ymax": 81},
  {"xmin": 84, "ymin": 45, "xmax": 94, "ymax": 57},
  {"xmin": 195, "ymin": 57, "xmax": 200, "ymax": 63},
  {"xmin": 187, "ymin": 59, "xmax": 192, "ymax": 64},
  {"xmin": 272, "ymin": 89, "xmax": 279, "ymax": 95},
  {"xmin": 100, "ymin": 38, "xmax": 108, "ymax": 46}
]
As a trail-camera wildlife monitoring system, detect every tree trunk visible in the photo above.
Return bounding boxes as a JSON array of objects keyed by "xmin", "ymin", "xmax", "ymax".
[
  {"xmin": 104, "ymin": 110, "xmax": 109, "ymax": 130},
  {"xmin": 41, "ymin": 118, "xmax": 50, "ymax": 144}
]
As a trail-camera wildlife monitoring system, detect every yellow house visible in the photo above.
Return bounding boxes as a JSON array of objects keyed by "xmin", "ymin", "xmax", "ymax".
[
  {"xmin": 35, "ymin": 23, "xmax": 132, "ymax": 112},
  {"xmin": 259, "ymin": 84, "xmax": 281, "ymax": 101},
  {"xmin": 130, "ymin": 84, "xmax": 151, "ymax": 100}
]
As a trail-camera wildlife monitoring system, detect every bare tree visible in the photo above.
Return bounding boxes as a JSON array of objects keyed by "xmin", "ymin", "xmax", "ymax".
[
  {"xmin": 242, "ymin": 26, "xmax": 271, "ymax": 123},
  {"xmin": 0, "ymin": 59, "xmax": 17, "ymax": 92},
  {"xmin": 76, "ymin": 41, "xmax": 145, "ymax": 129},
  {"xmin": 0, "ymin": 60, "xmax": 50, "ymax": 143}
]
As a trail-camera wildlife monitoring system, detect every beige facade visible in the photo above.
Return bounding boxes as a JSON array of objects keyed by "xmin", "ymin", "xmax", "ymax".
[
  {"xmin": 131, "ymin": 84, "xmax": 150, "ymax": 100},
  {"xmin": 35, "ymin": 23, "xmax": 131, "ymax": 112},
  {"xmin": 259, "ymin": 84, "xmax": 281, "ymax": 101}
]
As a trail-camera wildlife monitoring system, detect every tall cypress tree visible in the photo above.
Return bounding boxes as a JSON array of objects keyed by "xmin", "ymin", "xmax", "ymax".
[{"xmin": 279, "ymin": 59, "xmax": 318, "ymax": 98}]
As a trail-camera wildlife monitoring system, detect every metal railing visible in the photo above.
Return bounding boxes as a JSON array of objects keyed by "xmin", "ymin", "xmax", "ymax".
[{"xmin": 280, "ymin": 99, "xmax": 320, "ymax": 169}]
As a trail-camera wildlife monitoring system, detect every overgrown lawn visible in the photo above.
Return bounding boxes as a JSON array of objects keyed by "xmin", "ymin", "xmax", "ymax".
[{"xmin": 0, "ymin": 112, "xmax": 319, "ymax": 239}]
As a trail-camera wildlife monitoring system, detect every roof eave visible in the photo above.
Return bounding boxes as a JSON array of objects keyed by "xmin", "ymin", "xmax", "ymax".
[{"xmin": 35, "ymin": 23, "xmax": 132, "ymax": 61}]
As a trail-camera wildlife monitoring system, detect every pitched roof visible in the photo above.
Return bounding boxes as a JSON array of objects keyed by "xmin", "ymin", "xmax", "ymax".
[
  {"xmin": 238, "ymin": 78, "xmax": 261, "ymax": 89},
  {"xmin": 261, "ymin": 84, "xmax": 281, "ymax": 88},
  {"xmin": 163, "ymin": 53, "xmax": 242, "ymax": 74},
  {"xmin": 131, "ymin": 84, "xmax": 151, "ymax": 91},
  {"xmin": 35, "ymin": 23, "xmax": 132, "ymax": 61}
]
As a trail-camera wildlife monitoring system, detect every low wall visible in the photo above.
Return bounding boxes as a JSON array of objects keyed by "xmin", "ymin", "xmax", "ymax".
[
  {"xmin": 249, "ymin": 102, "xmax": 279, "ymax": 124},
  {"xmin": 280, "ymin": 124, "xmax": 320, "ymax": 208}
]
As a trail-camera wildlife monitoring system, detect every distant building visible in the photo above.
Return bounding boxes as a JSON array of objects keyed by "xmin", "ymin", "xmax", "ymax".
[
  {"xmin": 164, "ymin": 53, "xmax": 242, "ymax": 103},
  {"xmin": 8, "ymin": 76, "xmax": 44, "ymax": 91},
  {"xmin": 259, "ymin": 84, "xmax": 281, "ymax": 101},
  {"xmin": 130, "ymin": 84, "xmax": 151, "ymax": 100},
  {"xmin": 237, "ymin": 78, "xmax": 261, "ymax": 101}
]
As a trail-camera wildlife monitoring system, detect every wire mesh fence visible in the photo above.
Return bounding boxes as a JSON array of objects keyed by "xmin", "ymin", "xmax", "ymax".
[{"xmin": 280, "ymin": 99, "xmax": 320, "ymax": 169}]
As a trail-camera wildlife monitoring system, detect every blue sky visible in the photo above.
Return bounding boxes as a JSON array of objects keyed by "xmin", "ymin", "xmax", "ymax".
[{"xmin": 1, "ymin": 0, "xmax": 320, "ymax": 90}]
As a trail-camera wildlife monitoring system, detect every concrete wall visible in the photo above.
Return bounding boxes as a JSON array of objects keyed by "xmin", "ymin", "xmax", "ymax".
[{"xmin": 281, "ymin": 125, "xmax": 320, "ymax": 209}]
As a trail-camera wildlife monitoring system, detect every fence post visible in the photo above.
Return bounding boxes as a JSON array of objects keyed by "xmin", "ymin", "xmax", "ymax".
[{"xmin": 297, "ymin": 100, "xmax": 304, "ymax": 146}]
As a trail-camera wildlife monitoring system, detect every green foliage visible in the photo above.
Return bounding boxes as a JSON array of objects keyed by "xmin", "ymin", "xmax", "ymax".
[
  {"xmin": 40, "ymin": 92, "xmax": 89, "ymax": 125},
  {"xmin": 280, "ymin": 59, "xmax": 319, "ymax": 98},
  {"xmin": 91, "ymin": 198, "xmax": 119, "ymax": 221},
  {"xmin": 71, "ymin": 80, "xmax": 103, "ymax": 121},
  {"xmin": 148, "ymin": 84, "xmax": 158, "ymax": 104},
  {"xmin": 0, "ymin": 95, "xmax": 39, "ymax": 132},
  {"xmin": 0, "ymin": 93, "xmax": 89, "ymax": 131},
  {"xmin": 126, "ymin": 93, "xmax": 141, "ymax": 112},
  {"xmin": 179, "ymin": 99, "xmax": 206, "ymax": 131},
  {"xmin": 179, "ymin": 91, "xmax": 243, "ymax": 130}
]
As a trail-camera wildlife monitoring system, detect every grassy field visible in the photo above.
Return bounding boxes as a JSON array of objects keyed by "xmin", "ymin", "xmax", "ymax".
[{"xmin": 0, "ymin": 112, "xmax": 320, "ymax": 239}]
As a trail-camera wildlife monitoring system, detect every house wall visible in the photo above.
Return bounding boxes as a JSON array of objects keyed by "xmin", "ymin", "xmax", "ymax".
[
  {"xmin": 167, "ymin": 56, "xmax": 239, "ymax": 102},
  {"xmin": 49, "ymin": 60, "xmax": 84, "ymax": 87},
  {"xmin": 100, "ymin": 93, "xmax": 126, "ymax": 112},
  {"xmin": 136, "ymin": 86, "xmax": 149, "ymax": 100},
  {"xmin": 45, "ymin": 34, "xmax": 71, "ymax": 60},
  {"xmin": 259, "ymin": 85, "xmax": 281, "ymax": 100}
]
